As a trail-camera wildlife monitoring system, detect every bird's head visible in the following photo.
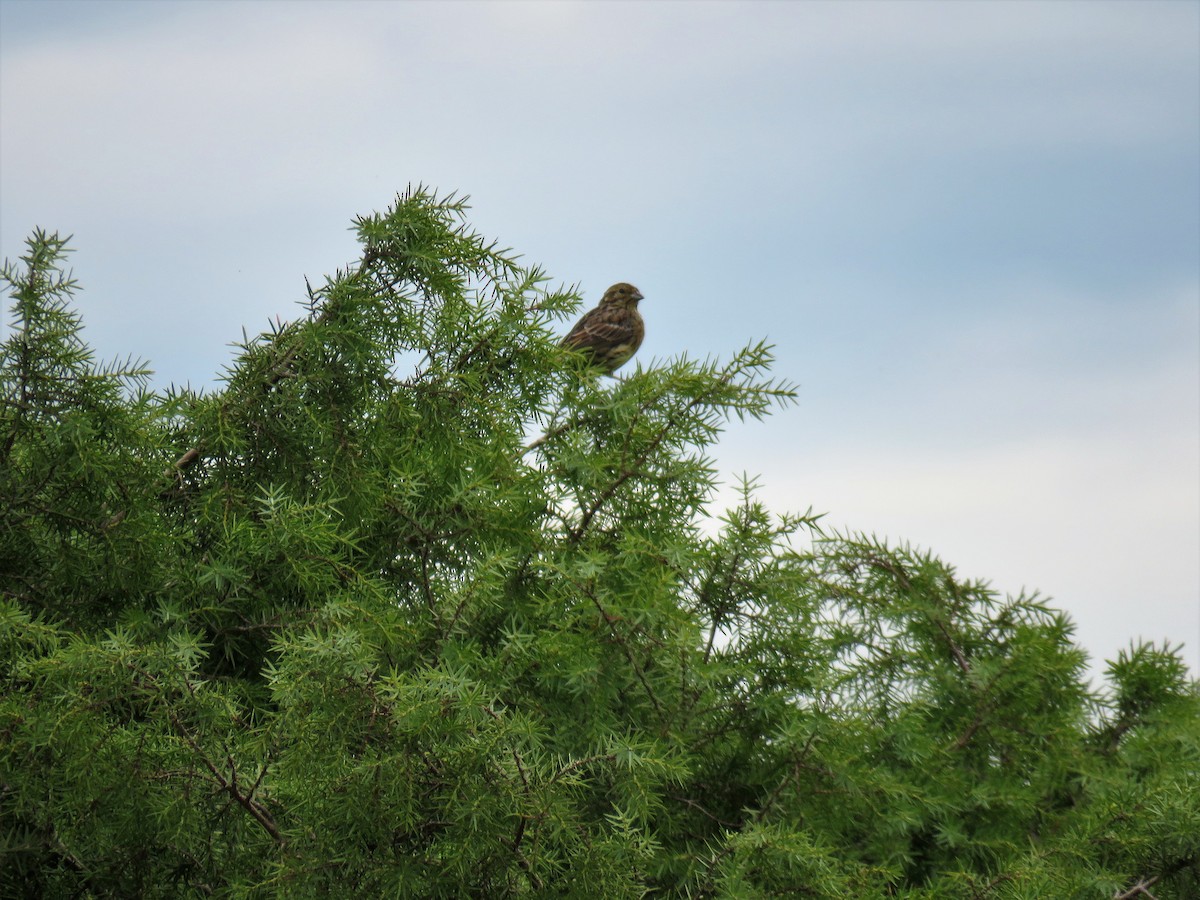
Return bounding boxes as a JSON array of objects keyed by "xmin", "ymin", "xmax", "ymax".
[{"xmin": 600, "ymin": 283, "xmax": 644, "ymax": 310}]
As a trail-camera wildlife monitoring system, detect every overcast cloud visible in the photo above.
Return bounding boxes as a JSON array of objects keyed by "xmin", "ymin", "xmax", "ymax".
[{"xmin": 2, "ymin": 0, "xmax": 1197, "ymax": 681}]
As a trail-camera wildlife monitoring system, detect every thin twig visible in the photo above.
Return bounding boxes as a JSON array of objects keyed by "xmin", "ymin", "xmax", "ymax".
[
  {"xmin": 482, "ymin": 705, "xmax": 544, "ymax": 890},
  {"xmin": 168, "ymin": 708, "xmax": 283, "ymax": 844},
  {"xmin": 934, "ymin": 617, "xmax": 972, "ymax": 676},
  {"xmin": 1114, "ymin": 876, "xmax": 1159, "ymax": 899}
]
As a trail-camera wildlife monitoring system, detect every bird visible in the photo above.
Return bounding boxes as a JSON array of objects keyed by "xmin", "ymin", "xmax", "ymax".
[{"xmin": 559, "ymin": 283, "xmax": 645, "ymax": 375}]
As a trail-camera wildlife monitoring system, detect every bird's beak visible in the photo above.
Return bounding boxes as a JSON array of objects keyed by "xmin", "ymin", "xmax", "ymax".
[{"xmin": 633, "ymin": 289, "xmax": 644, "ymax": 302}]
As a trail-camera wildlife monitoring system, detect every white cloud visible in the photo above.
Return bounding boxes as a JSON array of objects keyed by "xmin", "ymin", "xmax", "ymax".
[
  {"xmin": 2, "ymin": 0, "xmax": 1196, "ymax": 679},
  {"xmin": 714, "ymin": 350, "xmax": 1200, "ymax": 680},
  {"xmin": 1, "ymin": 10, "xmax": 384, "ymax": 217}
]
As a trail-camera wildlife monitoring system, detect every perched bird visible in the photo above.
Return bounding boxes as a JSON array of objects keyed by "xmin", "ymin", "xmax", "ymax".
[{"xmin": 560, "ymin": 283, "xmax": 645, "ymax": 374}]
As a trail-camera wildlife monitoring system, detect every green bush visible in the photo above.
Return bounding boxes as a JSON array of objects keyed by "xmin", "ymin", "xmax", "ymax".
[{"xmin": 2, "ymin": 188, "xmax": 1196, "ymax": 897}]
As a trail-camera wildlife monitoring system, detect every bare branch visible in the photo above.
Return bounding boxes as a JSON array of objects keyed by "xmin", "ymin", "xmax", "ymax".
[{"xmin": 1114, "ymin": 876, "xmax": 1159, "ymax": 899}]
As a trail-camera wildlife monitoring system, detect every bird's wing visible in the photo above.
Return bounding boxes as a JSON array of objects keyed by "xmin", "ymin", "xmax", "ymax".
[{"xmin": 562, "ymin": 307, "xmax": 637, "ymax": 350}]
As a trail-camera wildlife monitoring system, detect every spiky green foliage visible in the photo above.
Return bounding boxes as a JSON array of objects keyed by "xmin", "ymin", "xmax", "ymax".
[{"xmin": 2, "ymin": 189, "xmax": 1197, "ymax": 898}]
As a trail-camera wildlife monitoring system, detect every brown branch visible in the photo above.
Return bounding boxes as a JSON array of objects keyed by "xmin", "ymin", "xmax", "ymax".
[
  {"xmin": 1114, "ymin": 876, "xmax": 1159, "ymax": 899},
  {"xmin": 951, "ymin": 708, "xmax": 988, "ymax": 751},
  {"xmin": 563, "ymin": 571, "xmax": 663, "ymax": 716},
  {"xmin": 754, "ymin": 730, "xmax": 819, "ymax": 824},
  {"xmin": 168, "ymin": 709, "xmax": 283, "ymax": 845},
  {"xmin": 170, "ymin": 447, "xmax": 202, "ymax": 476},
  {"xmin": 671, "ymin": 794, "xmax": 740, "ymax": 829},
  {"xmin": 698, "ymin": 731, "xmax": 819, "ymax": 896},
  {"xmin": 934, "ymin": 617, "xmax": 971, "ymax": 676},
  {"xmin": 866, "ymin": 554, "xmax": 913, "ymax": 592},
  {"xmin": 566, "ymin": 368, "xmax": 735, "ymax": 545},
  {"xmin": 157, "ymin": 309, "xmax": 316, "ymax": 491},
  {"xmin": 570, "ymin": 466, "xmax": 639, "ymax": 544},
  {"xmin": 548, "ymin": 753, "xmax": 617, "ymax": 787},
  {"xmin": 970, "ymin": 871, "xmax": 1014, "ymax": 899},
  {"xmin": 482, "ymin": 705, "xmax": 544, "ymax": 891},
  {"xmin": 523, "ymin": 415, "xmax": 581, "ymax": 454},
  {"xmin": 701, "ymin": 547, "xmax": 744, "ymax": 665}
]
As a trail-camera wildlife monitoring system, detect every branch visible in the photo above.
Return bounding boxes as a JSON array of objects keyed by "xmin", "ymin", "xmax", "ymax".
[
  {"xmin": 548, "ymin": 753, "xmax": 617, "ymax": 787},
  {"xmin": 482, "ymin": 705, "xmax": 544, "ymax": 891},
  {"xmin": 168, "ymin": 708, "xmax": 283, "ymax": 845},
  {"xmin": 163, "ymin": 446, "xmax": 203, "ymax": 486},
  {"xmin": 951, "ymin": 707, "xmax": 988, "ymax": 751},
  {"xmin": 934, "ymin": 617, "xmax": 972, "ymax": 676},
  {"xmin": 700, "ymin": 547, "xmax": 744, "ymax": 665},
  {"xmin": 569, "ymin": 466, "xmax": 640, "ymax": 544},
  {"xmin": 523, "ymin": 414, "xmax": 582, "ymax": 454},
  {"xmin": 559, "ymin": 569, "xmax": 663, "ymax": 716},
  {"xmin": 566, "ymin": 363, "xmax": 745, "ymax": 545},
  {"xmin": 158, "ymin": 297, "xmax": 323, "ymax": 493},
  {"xmin": 1114, "ymin": 876, "xmax": 1159, "ymax": 899},
  {"xmin": 697, "ymin": 731, "xmax": 819, "ymax": 896},
  {"xmin": 670, "ymin": 794, "xmax": 740, "ymax": 829}
]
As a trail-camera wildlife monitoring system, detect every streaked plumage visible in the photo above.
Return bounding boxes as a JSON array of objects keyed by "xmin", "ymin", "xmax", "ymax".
[{"xmin": 560, "ymin": 283, "xmax": 645, "ymax": 374}]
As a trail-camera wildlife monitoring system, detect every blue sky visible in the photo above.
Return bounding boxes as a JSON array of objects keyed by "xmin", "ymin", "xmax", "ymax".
[{"xmin": 2, "ymin": 0, "xmax": 1197, "ymax": 681}]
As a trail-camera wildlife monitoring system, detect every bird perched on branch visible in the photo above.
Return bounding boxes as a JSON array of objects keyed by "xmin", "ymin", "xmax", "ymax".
[{"xmin": 560, "ymin": 283, "xmax": 645, "ymax": 375}]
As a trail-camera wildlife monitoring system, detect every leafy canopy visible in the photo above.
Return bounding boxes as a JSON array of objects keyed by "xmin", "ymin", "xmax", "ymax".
[{"xmin": 2, "ymin": 188, "xmax": 1197, "ymax": 898}]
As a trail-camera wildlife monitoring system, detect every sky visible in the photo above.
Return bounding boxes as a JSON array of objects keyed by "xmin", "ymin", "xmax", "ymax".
[{"xmin": 2, "ymin": 0, "xmax": 1197, "ymax": 684}]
